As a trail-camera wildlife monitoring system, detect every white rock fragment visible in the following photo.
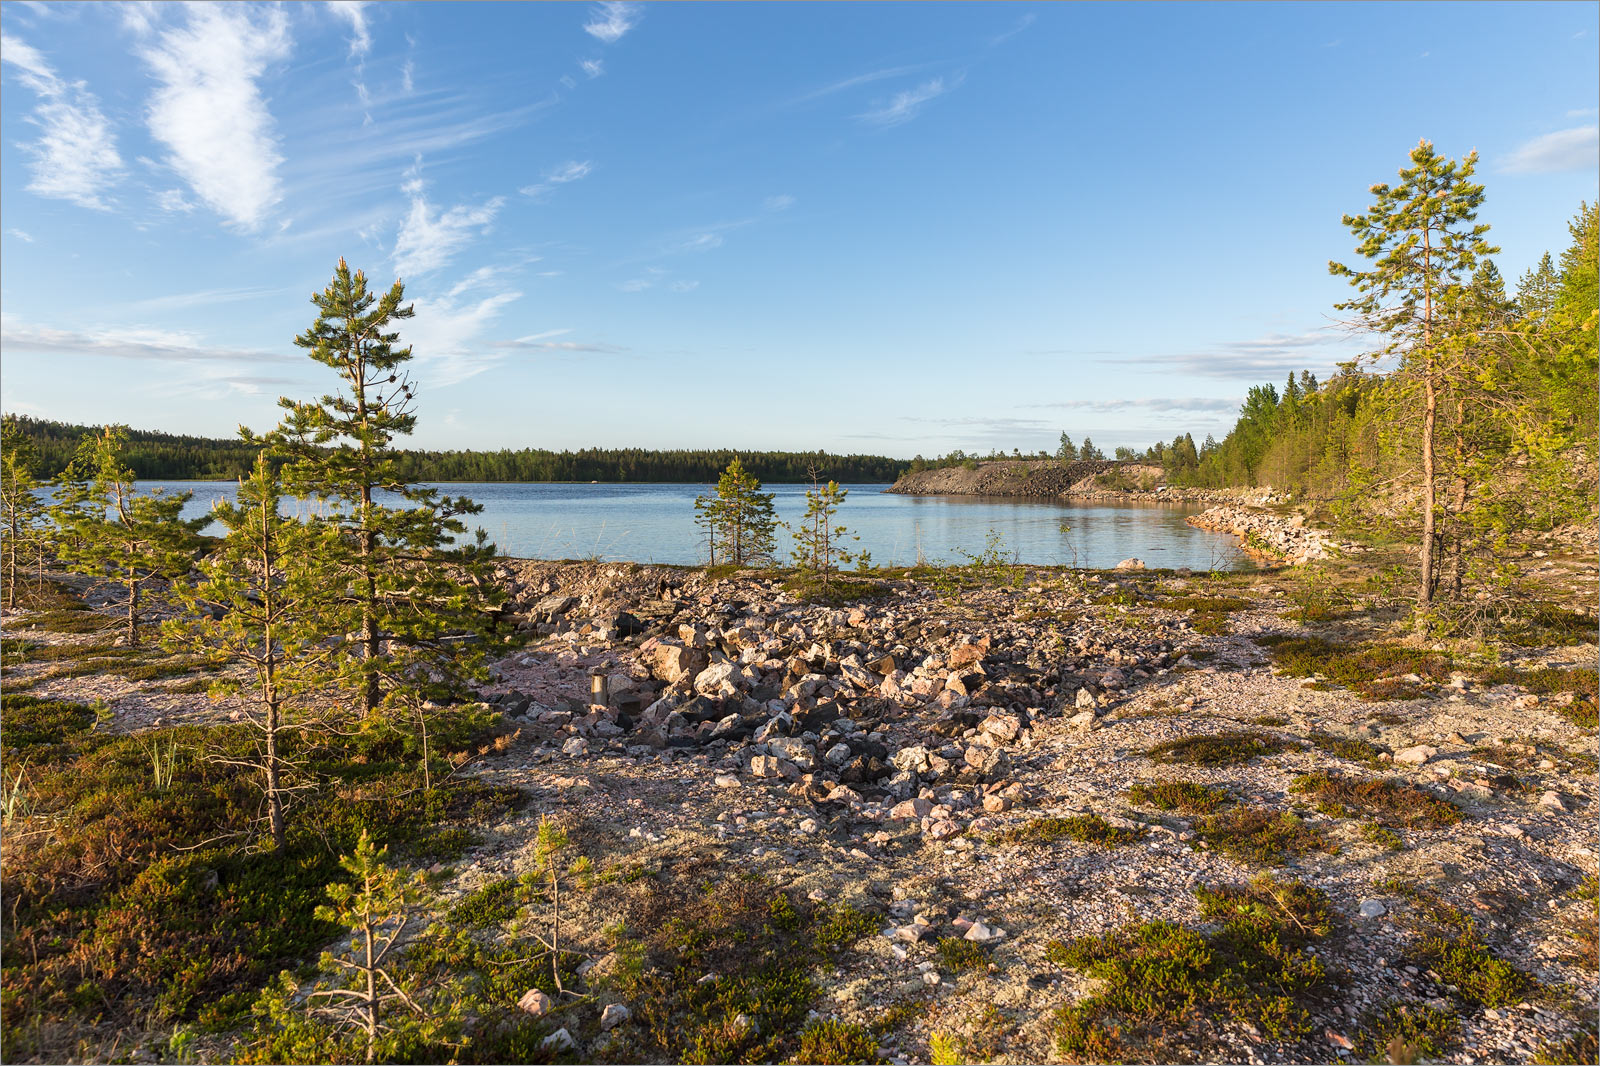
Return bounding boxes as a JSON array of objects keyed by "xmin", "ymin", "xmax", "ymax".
[
  {"xmin": 518, "ymin": 989, "xmax": 553, "ymax": 1016},
  {"xmin": 600, "ymin": 1003, "xmax": 631, "ymax": 1030}
]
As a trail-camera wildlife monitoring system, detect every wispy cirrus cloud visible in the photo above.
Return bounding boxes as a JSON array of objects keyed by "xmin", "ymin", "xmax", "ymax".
[
  {"xmin": 1500, "ymin": 126, "xmax": 1599, "ymax": 174},
  {"xmin": 0, "ymin": 32, "xmax": 124, "ymax": 209},
  {"xmin": 990, "ymin": 12, "xmax": 1035, "ymax": 46},
  {"xmin": 402, "ymin": 269, "xmax": 523, "ymax": 386},
  {"xmin": 492, "ymin": 328, "xmax": 627, "ymax": 354},
  {"xmin": 580, "ymin": 58, "xmax": 604, "ymax": 78},
  {"xmin": 1115, "ymin": 329, "xmax": 1365, "ymax": 380},
  {"xmin": 326, "ymin": 0, "xmax": 371, "ymax": 58},
  {"xmin": 519, "ymin": 159, "xmax": 593, "ymax": 198},
  {"xmin": 393, "ymin": 166, "xmax": 506, "ymax": 279},
  {"xmin": 764, "ymin": 194, "xmax": 795, "ymax": 211},
  {"xmin": 792, "ymin": 65, "xmax": 922, "ymax": 105},
  {"xmin": 0, "ymin": 314, "xmax": 293, "ymax": 367},
  {"xmin": 326, "ymin": 1, "xmax": 373, "ymax": 116},
  {"xmin": 857, "ymin": 75, "xmax": 961, "ymax": 126},
  {"xmin": 584, "ymin": 2, "xmax": 640, "ymax": 44},
  {"xmin": 133, "ymin": 3, "xmax": 292, "ymax": 231},
  {"xmin": 7, "ymin": 229, "xmax": 36, "ymax": 242},
  {"xmin": 1025, "ymin": 397, "xmax": 1241, "ymax": 414}
]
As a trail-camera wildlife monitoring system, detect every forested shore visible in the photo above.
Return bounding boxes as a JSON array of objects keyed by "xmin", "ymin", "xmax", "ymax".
[{"xmin": 3, "ymin": 416, "xmax": 908, "ymax": 485}]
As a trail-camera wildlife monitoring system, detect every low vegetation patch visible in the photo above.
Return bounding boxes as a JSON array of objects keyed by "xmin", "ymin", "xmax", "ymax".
[
  {"xmin": 1255, "ymin": 635, "xmax": 1452, "ymax": 700},
  {"xmin": 1045, "ymin": 878, "xmax": 1331, "ymax": 1063},
  {"xmin": 1158, "ymin": 595, "xmax": 1251, "ymax": 636},
  {"xmin": 1289, "ymin": 772, "xmax": 1463, "ymax": 829},
  {"xmin": 1194, "ymin": 807, "xmax": 1333, "ymax": 865},
  {"xmin": 593, "ymin": 864, "xmax": 882, "ymax": 1064},
  {"xmin": 990, "ymin": 814, "xmax": 1143, "ymax": 848},
  {"xmin": 0, "ymin": 713, "xmax": 522, "ymax": 1059},
  {"xmin": 1125, "ymin": 780, "xmax": 1231, "ymax": 814},
  {"xmin": 1306, "ymin": 731, "xmax": 1388, "ymax": 766},
  {"xmin": 446, "ymin": 878, "xmax": 521, "ymax": 929},
  {"xmin": 1360, "ymin": 823, "xmax": 1404, "ymax": 851},
  {"xmin": 1418, "ymin": 933, "xmax": 1540, "ymax": 1007},
  {"xmin": 935, "ymin": 937, "xmax": 989, "ymax": 972},
  {"xmin": 1354, "ymin": 1001, "xmax": 1459, "ymax": 1064},
  {"xmin": 793, "ymin": 1019, "xmax": 881, "ymax": 1065},
  {"xmin": 1, "ymin": 692, "xmax": 97, "ymax": 750},
  {"xmin": 1146, "ymin": 730, "xmax": 1286, "ymax": 767}
]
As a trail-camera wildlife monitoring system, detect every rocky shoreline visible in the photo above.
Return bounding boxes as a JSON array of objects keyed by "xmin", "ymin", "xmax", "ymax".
[{"xmin": 1186, "ymin": 502, "xmax": 1337, "ymax": 563}]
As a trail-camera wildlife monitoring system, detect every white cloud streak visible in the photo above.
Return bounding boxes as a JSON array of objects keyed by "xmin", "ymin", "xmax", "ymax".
[
  {"xmin": 403, "ymin": 286, "xmax": 523, "ymax": 386},
  {"xmin": 1500, "ymin": 126, "xmax": 1599, "ymax": 174},
  {"xmin": 584, "ymin": 2, "xmax": 640, "ymax": 44},
  {"xmin": 326, "ymin": 1, "xmax": 371, "ymax": 58},
  {"xmin": 393, "ymin": 168, "xmax": 506, "ymax": 279},
  {"xmin": 0, "ymin": 32, "xmax": 124, "ymax": 209},
  {"xmin": 7, "ymin": 229, "xmax": 36, "ymax": 242},
  {"xmin": 580, "ymin": 58, "xmax": 604, "ymax": 78},
  {"xmin": 857, "ymin": 75, "xmax": 959, "ymax": 126},
  {"xmin": 519, "ymin": 159, "xmax": 593, "ymax": 198},
  {"xmin": 0, "ymin": 315, "xmax": 293, "ymax": 366},
  {"xmin": 135, "ymin": 3, "xmax": 292, "ymax": 231},
  {"xmin": 793, "ymin": 65, "xmax": 921, "ymax": 104}
]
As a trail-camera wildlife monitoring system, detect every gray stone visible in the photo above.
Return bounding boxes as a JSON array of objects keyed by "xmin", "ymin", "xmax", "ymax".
[
  {"xmin": 540, "ymin": 1028, "xmax": 575, "ymax": 1051},
  {"xmin": 600, "ymin": 1003, "xmax": 631, "ymax": 1030},
  {"xmin": 1358, "ymin": 899, "xmax": 1387, "ymax": 918},
  {"xmin": 1393, "ymin": 745, "xmax": 1437, "ymax": 766},
  {"xmin": 1075, "ymin": 687, "xmax": 1097, "ymax": 710},
  {"xmin": 518, "ymin": 989, "xmax": 553, "ymax": 1016}
]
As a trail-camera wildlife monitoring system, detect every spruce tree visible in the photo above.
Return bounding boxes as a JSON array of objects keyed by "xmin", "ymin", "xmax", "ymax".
[
  {"xmin": 264, "ymin": 259, "xmax": 503, "ymax": 726},
  {"xmin": 52, "ymin": 426, "xmax": 206, "ymax": 645},
  {"xmin": 1329, "ymin": 139, "xmax": 1497, "ymax": 629},
  {"xmin": 1, "ymin": 417, "xmax": 49, "ymax": 608},
  {"xmin": 162, "ymin": 452, "xmax": 343, "ymax": 850}
]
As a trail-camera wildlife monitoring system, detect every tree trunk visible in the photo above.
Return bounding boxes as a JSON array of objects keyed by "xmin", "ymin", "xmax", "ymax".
[
  {"xmin": 364, "ymin": 915, "xmax": 379, "ymax": 1064},
  {"xmin": 265, "ymin": 701, "xmax": 285, "ymax": 851},
  {"xmin": 127, "ymin": 570, "xmax": 139, "ymax": 646},
  {"xmin": 1417, "ymin": 371, "xmax": 1437, "ymax": 633},
  {"xmin": 1447, "ymin": 399, "xmax": 1469, "ymax": 599}
]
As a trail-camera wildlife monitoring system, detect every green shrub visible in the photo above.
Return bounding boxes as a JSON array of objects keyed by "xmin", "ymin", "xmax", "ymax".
[
  {"xmin": 1125, "ymin": 780, "xmax": 1231, "ymax": 814},
  {"xmin": 1289, "ymin": 772, "xmax": 1462, "ymax": 829},
  {"xmin": 990, "ymin": 814, "xmax": 1143, "ymax": 848},
  {"xmin": 1194, "ymin": 807, "xmax": 1333, "ymax": 864},
  {"xmin": 1146, "ymin": 730, "xmax": 1286, "ymax": 767}
]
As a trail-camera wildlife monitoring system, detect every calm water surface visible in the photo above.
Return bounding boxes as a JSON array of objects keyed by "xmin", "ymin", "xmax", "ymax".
[{"xmin": 140, "ymin": 481, "xmax": 1253, "ymax": 571}]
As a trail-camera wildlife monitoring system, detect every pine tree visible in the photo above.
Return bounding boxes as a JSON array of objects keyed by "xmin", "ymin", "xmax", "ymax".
[
  {"xmin": 52, "ymin": 426, "xmax": 206, "ymax": 645},
  {"xmin": 702, "ymin": 458, "xmax": 778, "ymax": 567},
  {"xmin": 1, "ymin": 417, "xmax": 49, "ymax": 608},
  {"xmin": 1329, "ymin": 139, "xmax": 1497, "ymax": 629},
  {"xmin": 692, "ymin": 489, "xmax": 726, "ymax": 565},
  {"xmin": 306, "ymin": 830, "xmax": 438, "ymax": 1064},
  {"xmin": 1079, "ymin": 437, "xmax": 1105, "ymax": 461},
  {"xmin": 789, "ymin": 475, "xmax": 858, "ymax": 591},
  {"xmin": 1056, "ymin": 434, "xmax": 1077, "ymax": 461},
  {"xmin": 264, "ymin": 259, "xmax": 503, "ymax": 726},
  {"xmin": 162, "ymin": 452, "xmax": 344, "ymax": 850}
]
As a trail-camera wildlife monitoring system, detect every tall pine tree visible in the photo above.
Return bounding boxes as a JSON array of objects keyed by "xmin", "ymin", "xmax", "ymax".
[
  {"xmin": 1329, "ymin": 139, "xmax": 1497, "ymax": 629},
  {"xmin": 263, "ymin": 259, "xmax": 502, "ymax": 726}
]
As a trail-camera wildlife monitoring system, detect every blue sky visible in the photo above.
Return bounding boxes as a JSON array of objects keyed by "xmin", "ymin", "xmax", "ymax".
[{"xmin": 2, "ymin": 1, "xmax": 1596, "ymax": 457}]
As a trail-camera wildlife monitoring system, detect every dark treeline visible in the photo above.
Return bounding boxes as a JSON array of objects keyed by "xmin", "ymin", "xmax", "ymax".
[{"xmin": 3, "ymin": 416, "xmax": 908, "ymax": 484}]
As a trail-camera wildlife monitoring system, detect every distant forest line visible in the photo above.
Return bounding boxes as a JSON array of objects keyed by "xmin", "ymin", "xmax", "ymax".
[{"xmin": 1, "ymin": 416, "xmax": 913, "ymax": 484}]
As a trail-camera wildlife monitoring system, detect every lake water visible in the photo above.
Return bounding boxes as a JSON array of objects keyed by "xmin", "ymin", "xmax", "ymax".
[{"xmin": 139, "ymin": 480, "xmax": 1252, "ymax": 571}]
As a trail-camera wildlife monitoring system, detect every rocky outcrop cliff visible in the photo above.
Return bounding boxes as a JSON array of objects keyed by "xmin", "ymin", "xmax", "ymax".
[{"xmin": 887, "ymin": 460, "xmax": 1157, "ymax": 499}]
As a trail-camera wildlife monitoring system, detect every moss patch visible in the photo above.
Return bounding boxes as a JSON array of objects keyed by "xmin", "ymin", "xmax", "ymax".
[
  {"xmin": 1125, "ymin": 781, "xmax": 1231, "ymax": 815},
  {"xmin": 793, "ymin": 1019, "xmax": 881, "ymax": 1065},
  {"xmin": 1146, "ymin": 730, "xmax": 1286, "ymax": 767}
]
